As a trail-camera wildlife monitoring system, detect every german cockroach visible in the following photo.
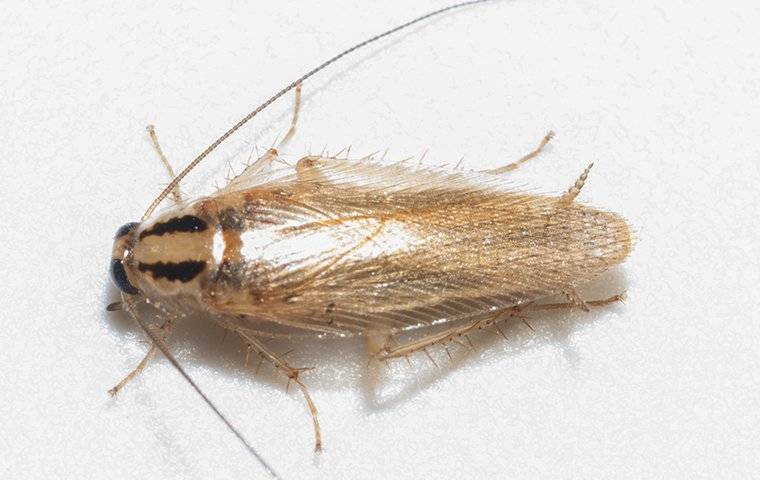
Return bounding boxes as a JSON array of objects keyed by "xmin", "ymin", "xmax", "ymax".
[{"xmin": 107, "ymin": 1, "xmax": 631, "ymax": 475}]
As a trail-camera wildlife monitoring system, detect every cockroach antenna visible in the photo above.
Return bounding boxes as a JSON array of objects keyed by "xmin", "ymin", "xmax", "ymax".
[{"xmin": 142, "ymin": 0, "xmax": 495, "ymax": 221}]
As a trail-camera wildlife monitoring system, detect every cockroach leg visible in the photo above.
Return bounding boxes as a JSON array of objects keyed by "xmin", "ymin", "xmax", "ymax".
[
  {"xmin": 375, "ymin": 307, "xmax": 519, "ymax": 362},
  {"xmin": 485, "ymin": 130, "xmax": 555, "ymax": 175},
  {"xmin": 365, "ymin": 332, "xmax": 393, "ymax": 361},
  {"xmin": 108, "ymin": 316, "xmax": 175, "ymax": 396},
  {"xmin": 529, "ymin": 292, "xmax": 625, "ymax": 312},
  {"xmin": 422, "ymin": 348, "xmax": 438, "ymax": 367},
  {"xmin": 237, "ymin": 330, "xmax": 322, "ymax": 452},
  {"xmin": 377, "ymin": 292, "xmax": 623, "ymax": 363},
  {"xmin": 146, "ymin": 125, "xmax": 183, "ymax": 204},
  {"xmin": 295, "ymin": 155, "xmax": 332, "ymax": 184},
  {"xmin": 559, "ymin": 162, "xmax": 594, "ymax": 205},
  {"xmin": 277, "ymin": 82, "xmax": 302, "ymax": 150},
  {"xmin": 229, "ymin": 83, "xmax": 303, "ymax": 186},
  {"xmin": 563, "ymin": 287, "xmax": 590, "ymax": 312}
]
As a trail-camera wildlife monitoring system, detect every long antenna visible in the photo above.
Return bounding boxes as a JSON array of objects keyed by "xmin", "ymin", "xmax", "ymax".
[
  {"xmin": 123, "ymin": 297, "xmax": 282, "ymax": 479},
  {"xmin": 142, "ymin": 0, "xmax": 494, "ymax": 220}
]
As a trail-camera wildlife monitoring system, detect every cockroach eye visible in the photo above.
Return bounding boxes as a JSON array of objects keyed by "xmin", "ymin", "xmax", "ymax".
[
  {"xmin": 110, "ymin": 258, "xmax": 139, "ymax": 295},
  {"xmin": 110, "ymin": 222, "xmax": 140, "ymax": 294},
  {"xmin": 114, "ymin": 222, "xmax": 139, "ymax": 239}
]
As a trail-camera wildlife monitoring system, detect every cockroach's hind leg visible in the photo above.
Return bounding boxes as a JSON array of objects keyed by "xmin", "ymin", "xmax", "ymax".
[
  {"xmin": 485, "ymin": 130, "xmax": 555, "ymax": 175},
  {"xmin": 563, "ymin": 287, "xmax": 590, "ymax": 312},
  {"xmin": 559, "ymin": 162, "xmax": 593, "ymax": 205},
  {"xmin": 376, "ymin": 308, "xmax": 519, "ymax": 362},
  {"xmin": 530, "ymin": 292, "xmax": 625, "ymax": 312},
  {"xmin": 379, "ymin": 291, "xmax": 625, "ymax": 365},
  {"xmin": 108, "ymin": 316, "xmax": 175, "ymax": 396},
  {"xmin": 376, "ymin": 325, "xmax": 471, "ymax": 364},
  {"xmin": 365, "ymin": 332, "xmax": 393, "ymax": 366},
  {"xmin": 237, "ymin": 330, "xmax": 322, "ymax": 452},
  {"xmin": 146, "ymin": 125, "xmax": 183, "ymax": 204}
]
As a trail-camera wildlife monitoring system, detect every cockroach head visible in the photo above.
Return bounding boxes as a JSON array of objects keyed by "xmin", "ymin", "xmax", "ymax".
[{"xmin": 110, "ymin": 222, "xmax": 140, "ymax": 295}]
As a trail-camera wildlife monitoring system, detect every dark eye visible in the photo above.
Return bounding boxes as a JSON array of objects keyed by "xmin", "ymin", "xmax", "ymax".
[
  {"xmin": 110, "ymin": 258, "xmax": 139, "ymax": 294},
  {"xmin": 115, "ymin": 222, "xmax": 139, "ymax": 239}
]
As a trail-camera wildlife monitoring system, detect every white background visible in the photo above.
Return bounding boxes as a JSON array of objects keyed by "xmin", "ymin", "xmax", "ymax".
[{"xmin": 2, "ymin": 1, "xmax": 759, "ymax": 479}]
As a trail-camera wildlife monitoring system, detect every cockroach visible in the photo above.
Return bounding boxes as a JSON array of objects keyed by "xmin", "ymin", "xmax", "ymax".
[{"xmin": 106, "ymin": 1, "xmax": 631, "ymax": 475}]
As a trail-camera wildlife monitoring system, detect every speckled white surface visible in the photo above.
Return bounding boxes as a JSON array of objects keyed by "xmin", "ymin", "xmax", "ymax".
[{"xmin": 2, "ymin": 1, "xmax": 759, "ymax": 478}]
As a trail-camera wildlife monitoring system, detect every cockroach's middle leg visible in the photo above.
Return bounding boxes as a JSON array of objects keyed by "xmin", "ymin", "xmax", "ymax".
[
  {"xmin": 485, "ymin": 130, "xmax": 555, "ymax": 175},
  {"xmin": 146, "ymin": 125, "xmax": 183, "ymax": 204},
  {"xmin": 276, "ymin": 82, "xmax": 302, "ymax": 151},
  {"xmin": 230, "ymin": 83, "xmax": 303, "ymax": 185},
  {"xmin": 237, "ymin": 329, "xmax": 322, "ymax": 452},
  {"xmin": 108, "ymin": 315, "xmax": 175, "ymax": 396},
  {"xmin": 294, "ymin": 155, "xmax": 331, "ymax": 184}
]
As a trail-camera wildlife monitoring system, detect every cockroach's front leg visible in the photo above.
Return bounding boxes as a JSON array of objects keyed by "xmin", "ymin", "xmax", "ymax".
[
  {"xmin": 108, "ymin": 316, "xmax": 175, "ymax": 396},
  {"xmin": 484, "ymin": 130, "xmax": 555, "ymax": 175},
  {"xmin": 237, "ymin": 330, "xmax": 322, "ymax": 452},
  {"xmin": 146, "ymin": 125, "xmax": 183, "ymax": 204}
]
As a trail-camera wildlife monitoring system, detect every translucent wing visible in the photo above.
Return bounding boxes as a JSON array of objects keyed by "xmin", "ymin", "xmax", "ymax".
[{"xmin": 204, "ymin": 157, "xmax": 631, "ymax": 335}]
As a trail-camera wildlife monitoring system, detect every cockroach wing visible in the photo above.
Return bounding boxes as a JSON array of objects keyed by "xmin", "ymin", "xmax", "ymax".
[{"xmin": 206, "ymin": 157, "xmax": 631, "ymax": 335}]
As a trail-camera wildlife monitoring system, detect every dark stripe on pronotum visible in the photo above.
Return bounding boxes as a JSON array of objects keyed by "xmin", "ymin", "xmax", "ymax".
[
  {"xmin": 139, "ymin": 215, "xmax": 208, "ymax": 240},
  {"xmin": 138, "ymin": 261, "xmax": 207, "ymax": 282}
]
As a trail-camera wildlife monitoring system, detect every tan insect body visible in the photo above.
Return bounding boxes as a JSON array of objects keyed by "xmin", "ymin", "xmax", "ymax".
[
  {"xmin": 106, "ymin": 1, "xmax": 632, "ymax": 471},
  {"xmin": 118, "ymin": 158, "xmax": 629, "ymax": 335}
]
